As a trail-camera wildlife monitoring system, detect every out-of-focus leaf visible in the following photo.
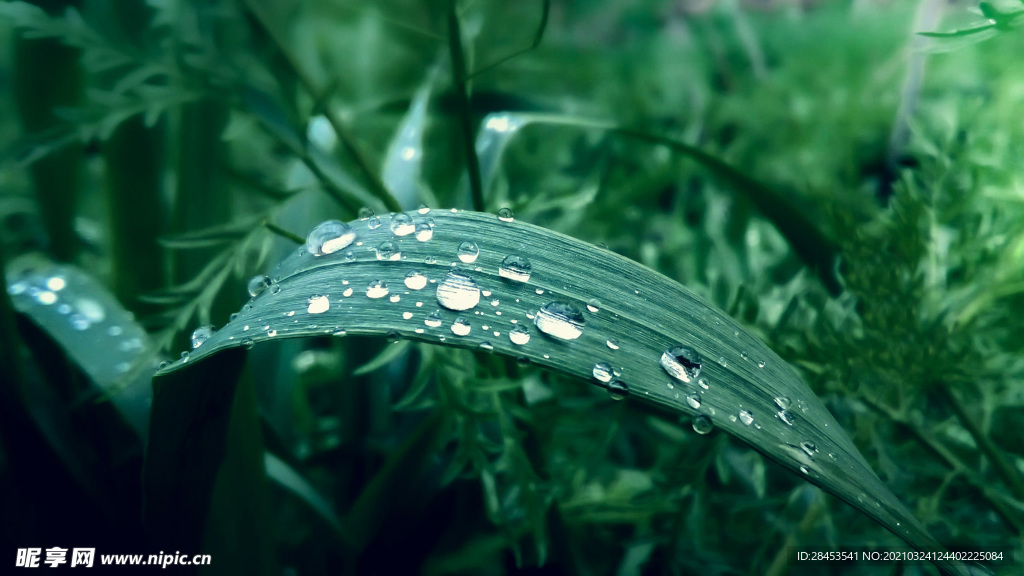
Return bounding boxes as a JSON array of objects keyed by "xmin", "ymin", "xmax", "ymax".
[{"xmin": 382, "ymin": 65, "xmax": 441, "ymax": 208}]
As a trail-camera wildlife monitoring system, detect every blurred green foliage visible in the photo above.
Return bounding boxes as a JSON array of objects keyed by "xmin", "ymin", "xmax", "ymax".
[{"xmin": 1, "ymin": 0, "xmax": 1024, "ymax": 574}]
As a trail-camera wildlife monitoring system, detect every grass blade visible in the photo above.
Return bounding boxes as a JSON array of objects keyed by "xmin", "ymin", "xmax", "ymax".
[{"xmin": 159, "ymin": 210, "xmax": 977, "ymax": 575}]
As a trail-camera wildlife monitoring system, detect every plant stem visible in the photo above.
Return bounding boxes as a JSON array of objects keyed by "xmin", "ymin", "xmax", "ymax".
[
  {"xmin": 935, "ymin": 382, "xmax": 1024, "ymax": 502},
  {"xmin": 447, "ymin": 0, "xmax": 485, "ymax": 212},
  {"xmin": 262, "ymin": 220, "xmax": 304, "ymax": 245}
]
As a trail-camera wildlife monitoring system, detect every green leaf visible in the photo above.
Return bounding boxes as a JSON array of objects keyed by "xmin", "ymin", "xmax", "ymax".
[{"xmin": 159, "ymin": 210, "xmax": 976, "ymax": 576}]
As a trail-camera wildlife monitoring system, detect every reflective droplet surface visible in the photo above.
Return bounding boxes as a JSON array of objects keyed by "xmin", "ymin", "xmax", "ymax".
[
  {"xmin": 418, "ymin": 205, "xmax": 430, "ymax": 214},
  {"xmin": 247, "ymin": 275, "xmax": 271, "ymax": 297},
  {"xmin": 692, "ymin": 415, "xmax": 714, "ymax": 435},
  {"xmin": 390, "ymin": 213, "xmax": 415, "ymax": 236},
  {"xmin": 367, "ymin": 216, "xmax": 382, "ymax": 230},
  {"xmin": 404, "ymin": 271, "xmax": 428, "ymax": 290},
  {"xmin": 606, "ymin": 338, "xmax": 620, "ymax": 350},
  {"xmin": 586, "ymin": 298, "xmax": 601, "ymax": 313},
  {"xmin": 738, "ymin": 409, "xmax": 754, "ymax": 426},
  {"xmin": 592, "ymin": 362, "xmax": 613, "ymax": 383},
  {"xmin": 778, "ymin": 410, "xmax": 794, "ymax": 425},
  {"xmin": 376, "ymin": 241, "xmax": 400, "ymax": 261},
  {"xmin": 307, "ymin": 220, "xmax": 356, "ymax": 256},
  {"xmin": 191, "ymin": 325, "xmax": 214, "ymax": 349},
  {"xmin": 685, "ymin": 394, "xmax": 701, "ymax": 409},
  {"xmin": 456, "ymin": 241, "xmax": 479, "ymax": 263},
  {"xmin": 359, "ymin": 207, "xmax": 375, "ymax": 219},
  {"xmin": 509, "ymin": 325, "xmax": 531, "ymax": 345},
  {"xmin": 436, "ymin": 272, "xmax": 481, "ymax": 311},
  {"xmin": 607, "ymin": 380, "xmax": 629, "ymax": 401},
  {"xmin": 307, "ymin": 294, "xmax": 330, "ymax": 314},
  {"xmin": 758, "ymin": 360, "xmax": 766, "ymax": 368},
  {"xmin": 498, "ymin": 254, "xmax": 531, "ymax": 282},
  {"xmin": 424, "ymin": 311, "xmax": 443, "ymax": 327},
  {"xmin": 451, "ymin": 317, "xmax": 471, "ymax": 336},
  {"xmin": 775, "ymin": 396, "xmax": 791, "ymax": 410},
  {"xmin": 698, "ymin": 377, "xmax": 710, "ymax": 390},
  {"xmin": 660, "ymin": 345, "xmax": 702, "ymax": 383},
  {"xmin": 534, "ymin": 301, "xmax": 585, "ymax": 340},
  {"xmin": 415, "ymin": 222, "xmax": 433, "ymax": 241},
  {"xmin": 366, "ymin": 280, "xmax": 389, "ymax": 299},
  {"xmin": 497, "ymin": 207, "xmax": 514, "ymax": 222},
  {"xmin": 479, "ymin": 341, "xmax": 493, "ymax": 351},
  {"xmin": 800, "ymin": 441, "xmax": 818, "ymax": 457}
]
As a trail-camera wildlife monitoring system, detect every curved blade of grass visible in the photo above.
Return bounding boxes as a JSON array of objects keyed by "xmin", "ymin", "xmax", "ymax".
[
  {"xmin": 5, "ymin": 255, "xmax": 155, "ymax": 439},
  {"xmin": 382, "ymin": 65, "xmax": 441, "ymax": 208},
  {"xmin": 160, "ymin": 210, "xmax": 977, "ymax": 576},
  {"xmin": 475, "ymin": 113, "xmax": 842, "ymax": 295}
]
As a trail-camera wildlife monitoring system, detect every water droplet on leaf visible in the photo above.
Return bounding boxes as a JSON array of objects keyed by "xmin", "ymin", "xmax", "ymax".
[
  {"xmin": 404, "ymin": 271, "xmax": 427, "ymax": 290},
  {"xmin": 509, "ymin": 325, "xmax": 530, "ymax": 345},
  {"xmin": 191, "ymin": 325, "xmax": 214, "ymax": 349},
  {"xmin": 607, "ymin": 380, "xmax": 629, "ymax": 401},
  {"xmin": 692, "ymin": 415, "xmax": 714, "ymax": 435},
  {"xmin": 497, "ymin": 207, "xmax": 514, "ymax": 222},
  {"xmin": 390, "ymin": 213, "xmax": 415, "ymax": 236},
  {"xmin": 592, "ymin": 362, "xmax": 613, "ymax": 383},
  {"xmin": 376, "ymin": 240, "xmax": 400, "ymax": 261},
  {"xmin": 366, "ymin": 280, "xmax": 389, "ymax": 299},
  {"xmin": 498, "ymin": 254, "xmax": 531, "ymax": 282},
  {"xmin": 457, "ymin": 241, "xmax": 479, "ymax": 263},
  {"xmin": 307, "ymin": 294, "xmax": 330, "ymax": 314},
  {"xmin": 436, "ymin": 272, "xmax": 481, "ymax": 311},
  {"xmin": 738, "ymin": 409, "xmax": 754, "ymax": 426},
  {"xmin": 425, "ymin": 311, "xmax": 443, "ymax": 327},
  {"xmin": 660, "ymin": 345, "xmax": 702, "ymax": 383},
  {"xmin": 307, "ymin": 220, "xmax": 356, "ymax": 256},
  {"xmin": 534, "ymin": 301, "xmax": 585, "ymax": 340},
  {"xmin": 451, "ymin": 317, "xmax": 471, "ymax": 336}
]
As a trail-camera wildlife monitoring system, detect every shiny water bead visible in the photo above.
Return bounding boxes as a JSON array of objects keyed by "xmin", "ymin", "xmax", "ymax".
[
  {"xmin": 498, "ymin": 254, "xmax": 532, "ymax": 282},
  {"xmin": 191, "ymin": 325, "xmax": 214, "ymax": 349},
  {"xmin": 534, "ymin": 301, "xmax": 585, "ymax": 340},
  {"xmin": 451, "ymin": 317, "xmax": 471, "ymax": 336},
  {"xmin": 404, "ymin": 271, "xmax": 428, "ymax": 290},
  {"xmin": 592, "ymin": 362, "xmax": 613, "ymax": 383},
  {"xmin": 366, "ymin": 280, "xmax": 389, "ymax": 299},
  {"xmin": 247, "ymin": 275, "xmax": 271, "ymax": 297},
  {"xmin": 307, "ymin": 220, "xmax": 356, "ymax": 256},
  {"xmin": 415, "ymin": 221, "xmax": 434, "ymax": 241},
  {"xmin": 359, "ymin": 207, "xmax": 375, "ymax": 219},
  {"xmin": 376, "ymin": 241, "xmax": 400, "ymax": 261},
  {"xmin": 692, "ymin": 415, "xmax": 714, "ymax": 435},
  {"xmin": 509, "ymin": 325, "xmax": 531, "ymax": 345},
  {"xmin": 738, "ymin": 409, "xmax": 754, "ymax": 426},
  {"xmin": 436, "ymin": 272, "xmax": 481, "ymax": 311},
  {"xmin": 660, "ymin": 345, "xmax": 702, "ymax": 383},
  {"xmin": 456, "ymin": 241, "xmax": 479, "ymax": 263},
  {"xmin": 307, "ymin": 294, "xmax": 330, "ymax": 314},
  {"xmin": 607, "ymin": 380, "xmax": 630, "ymax": 401},
  {"xmin": 390, "ymin": 213, "xmax": 415, "ymax": 236},
  {"xmin": 586, "ymin": 298, "xmax": 601, "ymax": 313},
  {"xmin": 424, "ymin": 311, "xmax": 443, "ymax": 327},
  {"xmin": 497, "ymin": 207, "xmax": 514, "ymax": 222}
]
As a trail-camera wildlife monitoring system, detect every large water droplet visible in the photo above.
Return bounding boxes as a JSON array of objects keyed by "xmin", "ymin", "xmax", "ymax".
[
  {"xmin": 457, "ymin": 241, "xmax": 479, "ymax": 263},
  {"xmin": 376, "ymin": 240, "xmax": 400, "ymax": 261},
  {"xmin": 738, "ymin": 409, "xmax": 754, "ymax": 426},
  {"xmin": 685, "ymin": 394, "xmax": 701, "ymax": 409},
  {"xmin": 497, "ymin": 207, "xmax": 514, "ymax": 222},
  {"xmin": 366, "ymin": 280, "xmax": 389, "ymax": 299},
  {"xmin": 498, "ymin": 254, "xmax": 531, "ymax": 282},
  {"xmin": 607, "ymin": 380, "xmax": 629, "ymax": 401},
  {"xmin": 534, "ymin": 301, "xmax": 585, "ymax": 340},
  {"xmin": 243, "ymin": 274, "xmax": 268, "ymax": 295},
  {"xmin": 509, "ymin": 325, "xmax": 530, "ymax": 345},
  {"xmin": 415, "ymin": 221, "xmax": 433, "ymax": 241},
  {"xmin": 307, "ymin": 220, "xmax": 356, "ymax": 256},
  {"xmin": 660, "ymin": 345, "xmax": 702, "ymax": 383},
  {"xmin": 451, "ymin": 317, "xmax": 471, "ymax": 336},
  {"xmin": 390, "ymin": 213, "xmax": 415, "ymax": 236},
  {"xmin": 592, "ymin": 362, "xmax": 613, "ymax": 383},
  {"xmin": 425, "ymin": 311, "xmax": 443, "ymax": 327},
  {"xmin": 692, "ymin": 415, "xmax": 714, "ymax": 435},
  {"xmin": 307, "ymin": 294, "xmax": 330, "ymax": 314},
  {"xmin": 191, "ymin": 325, "xmax": 214, "ymax": 349},
  {"xmin": 436, "ymin": 272, "xmax": 481, "ymax": 311},
  {"xmin": 404, "ymin": 271, "xmax": 427, "ymax": 290}
]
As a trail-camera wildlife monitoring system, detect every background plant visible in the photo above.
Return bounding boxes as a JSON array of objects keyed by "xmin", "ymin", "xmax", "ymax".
[{"xmin": 1, "ymin": 0, "xmax": 1023, "ymax": 574}]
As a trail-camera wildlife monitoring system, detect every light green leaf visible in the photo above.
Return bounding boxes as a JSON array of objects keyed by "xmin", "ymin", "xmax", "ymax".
[{"xmin": 159, "ymin": 210, "xmax": 980, "ymax": 576}]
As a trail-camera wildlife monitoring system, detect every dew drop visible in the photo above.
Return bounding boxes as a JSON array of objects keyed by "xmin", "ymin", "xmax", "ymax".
[
  {"xmin": 774, "ymin": 396, "xmax": 791, "ymax": 410},
  {"xmin": 248, "ymin": 275, "xmax": 271, "ymax": 297},
  {"xmin": 586, "ymin": 298, "xmax": 601, "ymax": 313},
  {"xmin": 424, "ymin": 311, "xmax": 443, "ymax": 328},
  {"xmin": 478, "ymin": 341, "xmax": 493, "ymax": 352},
  {"xmin": 436, "ymin": 272, "xmax": 481, "ymax": 311},
  {"xmin": 758, "ymin": 360, "xmax": 766, "ymax": 368},
  {"xmin": 451, "ymin": 317, "xmax": 471, "ymax": 336},
  {"xmin": 777, "ymin": 410, "xmax": 794, "ymax": 426},
  {"xmin": 800, "ymin": 441, "xmax": 818, "ymax": 457},
  {"xmin": 403, "ymin": 311, "xmax": 413, "ymax": 320},
  {"xmin": 307, "ymin": 294, "xmax": 330, "ymax": 314},
  {"xmin": 271, "ymin": 285, "xmax": 282, "ymax": 295},
  {"xmin": 738, "ymin": 409, "xmax": 754, "ymax": 426},
  {"xmin": 592, "ymin": 362, "xmax": 613, "ymax": 383},
  {"xmin": 191, "ymin": 325, "xmax": 214, "ymax": 349},
  {"xmin": 660, "ymin": 345, "xmax": 702, "ymax": 383},
  {"xmin": 241, "ymin": 338, "xmax": 254, "ymax": 350},
  {"xmin": 698, "ymin": 377, "xmax": 710, "ymax": 390},
  {"xmin": 389, "ymin": 294, "xmax": 400, "ymax": 303},
  {"xmin": 606, "ymin": 338, "xmax": 620, "ymax": 350},
  {"xmin": 366, "ymin": 280, "xmax": 389, "ymax": 299},
  {"xmin": 509, "ymin": 325, "xmax": 531, "ymax": 345},
  {"xmin": 457, "ymin": 241, "xmax": 479, "ymax": 263},
  {"xmin": 402, "ymin": 270, "xmax": 427, "ymax": 290},
  {"xmin": 717, "ymin": 356, "xmax": 727, "ymax": 367},
  {"xmin": 607, "ymin": 380, "xmax": 629, "ymax": 401},
  {"xmin": 497, "ymin": 207, "xmax": 514, "ymax": 222},
  {"xmin": 390, "ymin": 213, "xmax": 415, "ymax": 236},
  {"xmin": 534, "ymin": 301, "xmax": 585, "ymax": 340},
  {"xmin": 359, "ymin": 207, "xmax": 375, "ymax": 219},
  {"xmin": 418, "ymin": 205, "xmax": 430, "ymax": 214},
  {"xmin": 415, "ymin": 221, "xmax": 433, "ymax": 241},
  {"xmin": 343, "ymin": 287, "xmax": 354, "ymax": 297},
  {"xmin": 367, "ymin": 216, "xmax": 382, "ymax": 230},
  {"xmin": 498, "ymin": 254, "xmax": 532, "ymax": 282},
  {"xmin": 685, "ymin": 394, "xmax": 701, "ymax": 409},
  {"xmin": 376, "ymin": 240, "xmax": 400, "ymax": 261},
  {"xmin": 306, "ymin": 220, "xmax": 356, "ymax": 256},
  {"xmin": 692, "ymin": 415, "xmax": 714, "ymax": 435}
]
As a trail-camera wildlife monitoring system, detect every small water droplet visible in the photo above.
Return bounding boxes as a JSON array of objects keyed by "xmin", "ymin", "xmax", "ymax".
[
  {"xmin": 606, "ymin": 338, "xmax": 620, "ymax": 350},
  {"xmin": 698, "ymin": 377, "xmax": 710, "ymax": 390},
  {"xmin": 607, "ymin": 380, "xmax": 629, "ymax": 401},
  {"xmin": 367, "ymin": 216, "xmax": 382, "ymax": 230},
  {"xmin": 717, "ymin": 356, "xmax": 727, "ymax": 367},
  {"xmin": 241, "ymin": 338, "xmax": 254, "ymax": 349},
  {"xmin": 180, "ymin": 351, "xmax": 190, "ymax": 359},
  {"xmin": 387, "ymin": 330, "xmax": 400, "ymax": 342},
  {"xmin": 758, "ymin": 360, "xmax": 766, "ymax": 368},
  {"xmin": 509, "ymin": 325, "xmax": 531, "ymax": 345},
  {"xmin": 343, "ymin": 287, "xmax": 354, "ymax": 297},
  {"xmin": 800, "ymin": 441, "xmax": 818, "ymax": 457},
  {"xmin": 307, "ymin": 220, "xmax": 356, "ymax": 256},
  {"xmin": 478, "ymin": 341, "xmax": 493, "ymax": 352},
  {"xmin": 359, "ymin": 207, "xmax": 375, "ymax": 219},
  {"xmin": 376, "ymin": 240, "xmax": 400, "ymax": 261},
  {"xmin": 271, "ymin": 285, "xmax": 282, "ymax": 295},
  {"xmin": 586, "ymin": 298, "xmax": 601, "ymax": 313},
  {"xmin": 415, "ymin": 221, "xmax": 434, "ymax": 241},
  {"xmin": 267, "ymin": 329, "xmax": 278, "ymax": 337},
  {"xmin": 424, "ymin": 255, "xmax": 437, "ymax": 264},
  {"xmin": 799, "ymin": 466, "xmax": 809, "ymax": 474},
  {"xmin": 534, "ymin": 301, "xmax": 585, "ymax": 340},
  {"xmin": 425, "ymin": 311, "xmax": 443, "ymax": 327},
  {"xmin": 692, "ymin": 415, "xmax": 714, "ymax": 434},
  {"xmin": 738, "ymin": 410, "xmax": 754, "ymax": 426},
  {"xmin": 660, "ymin": 345, "xmax": 702, "ymax": 383},
  {"xmin": 247, "ymin": 275, "xmax": 271, "ymax": 297},
  {"xmin": 592, "ymin": 362, "xmax": 613, "ymax": 383},
  {"xmin": 191, "ymin": 325, "xmax": 214, "ymax": 349},
  {"xmin": 457, "ymin": 241, "xmax": 479, "ymax": 263},
  {"xmin": 775, "ymin": 396, "xmax": 791, "ymax": 410},
  {"xmin": 685, "ymin": 394, "xmax": 701, "ymax": 409},
  {"xmin": 436, "ymin": 272, "xmax": 481, "ymax": 311},
  {"xmin": 403, "ymin": 311, "xmax": 413, "ymax": 320},
  {"xmin": 366, "ymin": 280, "xmax": 389, "ymax": 299},
  {"xmin": 158, "ymin": 360, "xmax": 170, "ymax": 370},
  {"xmin": 307, "ymin": 294, "xmax": 330, "ymax": 314},
  {"xmin": 451, "ymin": 317, "xmax": 471, "ymax": 336},
  {"xmin": 498, "ymin": 254, "xmax": 532, "ymax": 282},
  {"xmin": 777, "ymin": 410, "xmax": 794, "ymax": 425},
  {"xmin": 497, "ymin": 207, "xmax": 514, "ymax": 222},
  {"xmin": 35, "ymin": 291, "xmax": 57, "ymax": 305},
  {"xmin": 389, "ymin": 294, "xmax": 400, "ymax": 303},
  {"xmin": 418, "ymin": 205, "xmax": 430, "ymax": 214},
  {"xmin": 390, "ymin": 213, "xmax": 415, "ymax": 236}
]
